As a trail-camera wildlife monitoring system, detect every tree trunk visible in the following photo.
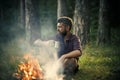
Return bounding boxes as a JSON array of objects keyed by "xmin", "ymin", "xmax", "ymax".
[
  {"xmin": 25, "ymin": 0, "xmax": 40, "ymax": 44},
  {"xmin": 25, "ymin": 0, "xmax": 32, "ymax": 44},
  {"xmin": 20, "ymin": 0, "xmax": 25, "ymax": 33},
  {"xmin": 57, "ymin": 0, "xmax": 68, "ymax": 18},
  {"xmin": 73, "ymin": 0, "xmax": 90, "ymax": 47},
  {"xmin": 97, "ymin": 0, "xmax": 111, "ymax": 45}
]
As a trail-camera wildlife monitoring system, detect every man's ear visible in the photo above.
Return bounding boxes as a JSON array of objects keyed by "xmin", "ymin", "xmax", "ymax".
[{"xmin": 66, "ymin": 26, "xmax": 70, "ymax": 31}]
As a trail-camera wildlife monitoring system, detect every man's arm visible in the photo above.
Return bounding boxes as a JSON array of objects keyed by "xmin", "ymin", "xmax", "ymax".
[
  {"xmin": 59, "ymin": 49, "xmax": 82, "ymax": 62},
  {"xmin": 34, "ymin": 39, "xmax": 55, "ymax": 47}
]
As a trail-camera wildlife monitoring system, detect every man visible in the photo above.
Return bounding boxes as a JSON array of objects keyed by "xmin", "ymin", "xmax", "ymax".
[
  {"xmin": 34, "ymin": 16, "xmax": 82, "ymax": 76},
  {"xmin": 55, "ymin": 16, "xmax": 82, "ymax": 76}
]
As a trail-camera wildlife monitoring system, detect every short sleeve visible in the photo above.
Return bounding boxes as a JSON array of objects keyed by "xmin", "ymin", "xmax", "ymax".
[{"xmin": 72, "ymin": 35, "xmax": 82, "ymax": 53}]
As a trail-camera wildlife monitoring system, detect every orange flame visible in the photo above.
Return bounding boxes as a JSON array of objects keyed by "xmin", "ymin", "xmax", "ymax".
[{"xmin": 13, "ymin": 53, "xmax": 44, "ymax": 80}]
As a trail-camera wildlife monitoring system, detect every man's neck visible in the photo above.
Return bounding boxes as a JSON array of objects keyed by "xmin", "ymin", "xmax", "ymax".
[{"xmin": 64, "ymin": 32, "xmax": 71, "ymax": 41}]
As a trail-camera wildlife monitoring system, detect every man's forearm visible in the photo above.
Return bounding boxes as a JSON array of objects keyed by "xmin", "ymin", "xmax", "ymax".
[
  {"xmin": 59, "ymin": 50, "xmax": 82, "ymax": 62},
  {"xmin": 65, "ymin": 50, "xmax": 82, "ymax": 58}
]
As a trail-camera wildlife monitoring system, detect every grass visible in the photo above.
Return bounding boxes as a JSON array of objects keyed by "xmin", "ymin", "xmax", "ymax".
[
  {"xmin": 0, "ymin": 40, "xmax": 120, "ymax": 80},
  {"xmin": 73, "ymin": 42, "xmax": 120, "ymax": 80}
]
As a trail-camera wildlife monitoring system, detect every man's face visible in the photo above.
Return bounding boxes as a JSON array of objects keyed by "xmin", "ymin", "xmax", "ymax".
[{"xmin": 57, "ymin": 23, "xmax": 67, "ymax": 36}]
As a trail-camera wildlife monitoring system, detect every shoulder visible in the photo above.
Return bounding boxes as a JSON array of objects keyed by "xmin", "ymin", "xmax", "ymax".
[{"xmin": 71, "ymin": 34, "xmax": 79, "ymax": 40}]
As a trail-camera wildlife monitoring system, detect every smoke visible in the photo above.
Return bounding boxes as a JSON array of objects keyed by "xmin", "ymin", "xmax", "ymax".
[
  {"xmin": 31, "ymin": 18, "xmax": 65, "ymax": 79},
  {"xmin": 40, "ymin": 18, "xmax": 57, "ymax": 40},
  {"xmin": 3, "ymin": 16, "xmax": 64, "ymax": 79},
  {"xmin": 33, "ymin": 39, "xmax": 64, "ymax": 80},
  {"xmin": 8, "ymin": 37, "xmax": 64, "ymax": 80}
]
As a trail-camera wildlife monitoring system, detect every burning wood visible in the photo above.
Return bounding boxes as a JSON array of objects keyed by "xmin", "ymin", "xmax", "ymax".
[
  {"xmin": 13, "ymin": 53, "xmax": 44, "ymax": 80},
  {"xmin": 13, "ymin": 43, "xmax": 64, "ymax": 80}
]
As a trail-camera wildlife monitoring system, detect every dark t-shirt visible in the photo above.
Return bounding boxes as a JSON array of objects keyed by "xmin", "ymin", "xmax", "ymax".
[{"xmin": 55, "ymin": 33, "xmax": 81, "ymax": 58}]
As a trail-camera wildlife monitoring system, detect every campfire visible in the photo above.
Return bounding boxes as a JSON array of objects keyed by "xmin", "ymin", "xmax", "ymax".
[
  {"xmin": 13, "ymin": 42, "xmax": 64, "ymax": 80},
  {"xmin": 13, "ymin": 53, "xmax": 44, "ymax": 80}
]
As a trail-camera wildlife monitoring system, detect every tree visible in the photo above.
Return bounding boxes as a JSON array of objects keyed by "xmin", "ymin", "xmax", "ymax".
[
  {"xmin": 25, "ymin": 0, "xmax": 40, "ymax": 44},
  {"xmin": 97, "ymin": 0, "xmax": 111, "ymax": 45},
  {"xmin": 57, "ymin": 0, "xmax": 68, "ymax": 18},
  {"xmin": 20, "ymin": 0, "xmax": 25, "ymax": 34},
  {"xmin": 73, "ymin": 0, "xmax": 90, "ymax": 47}
]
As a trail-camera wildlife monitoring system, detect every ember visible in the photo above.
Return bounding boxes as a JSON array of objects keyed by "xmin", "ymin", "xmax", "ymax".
[{"xmin": 13, "ymin": 53, "xmax": 44, "ymax": 80}]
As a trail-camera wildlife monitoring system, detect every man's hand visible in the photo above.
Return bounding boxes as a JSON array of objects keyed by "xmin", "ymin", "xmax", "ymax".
[
  {"xmin": 34, "ymin": 39, "xmax": 55, "ymax": 47},
  {"xmin": 34, "ymin": 39, "xmax": 43, "ymax": 46},
  {"xmin": 58, "ymin": 54, "xmax": 67, "ymax": 63}
]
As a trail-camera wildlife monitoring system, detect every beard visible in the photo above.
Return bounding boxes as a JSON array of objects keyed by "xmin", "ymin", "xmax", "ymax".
[{"xmin": 58, "ymin": 30, "xmax": 67, "ymax": 37}]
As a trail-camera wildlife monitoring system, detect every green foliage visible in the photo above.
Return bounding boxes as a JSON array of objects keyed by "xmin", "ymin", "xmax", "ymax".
[{"xmin": 73, "ymin": 43, "xmax": 120, "ymax": 80}]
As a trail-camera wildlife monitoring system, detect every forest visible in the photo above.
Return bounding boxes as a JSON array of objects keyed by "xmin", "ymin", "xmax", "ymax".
[{"xmin": 0, "ymin": 0, "xmax": 120, "ymax": 80}]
